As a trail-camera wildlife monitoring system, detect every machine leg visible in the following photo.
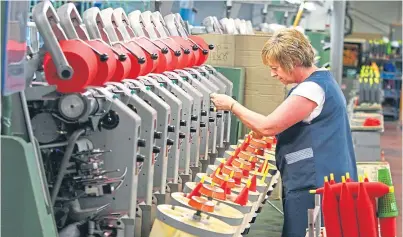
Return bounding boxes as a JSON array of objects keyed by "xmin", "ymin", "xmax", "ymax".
[
  {"xmin": 200, "ymin": 159, "xmax": 210, "ymax": 173},
  {"xmin": 217, "ymin": 146, "xmax": 226, "ymax": 158},
  {"xmin": 190, "ymin": 167, "xmax": 201, "ymax": 181},
  {"xmin": 223, "ymin": 141, "xmax": 231, "ymax": 151},
  {"xmin": 140, "ymin": 204, "xmax": 153, "ymax": 237},
  {"xmin": 180, "ymin": 174, "xmax": 192, "ymax": 185},
  {"xmin": 209, "ymin": 152, "xmax": 218, "ymax": 165},
  {"xmin": 167, "ymin": 183, "xmax": 181, "ymax": 193},
  {"xmin": 154, "ymin": 193, "xmax": 168, "ymax": 205}
]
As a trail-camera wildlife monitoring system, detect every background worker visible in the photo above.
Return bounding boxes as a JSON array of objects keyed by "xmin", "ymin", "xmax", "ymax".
[{"xmin": 210, "ymin": 28, "xmax": 358, "ymax": 237}]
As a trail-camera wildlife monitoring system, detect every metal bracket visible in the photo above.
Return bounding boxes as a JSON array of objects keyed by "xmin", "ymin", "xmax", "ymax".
[
  {"xmin": 151, "ymin": 11, "xmax": 170, "ymax": 38},
  {"xmin": 127, "ymin": 10, "xmax": 147, "ymax": 37},
  {"xmin": 57, "ymin": 3, "xmax": 90, "ymax": 41},
  {"xmin": 83, "ymin": 7, "xmax": 112, "ymax": 44},
  {"xmin": 32, "ymin": 1, "xmax": 73, "ymax": 80},
  {"xmin": 140, "ymin": 11, "xmax": 159, "ymax": 40},
  {"xmin": 112, "ymin": 8, "xmax": 135, "ymax": 41}
]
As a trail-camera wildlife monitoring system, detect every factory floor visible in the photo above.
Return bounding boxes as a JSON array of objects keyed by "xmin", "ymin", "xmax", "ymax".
[{"xmin": 248, "ymin": 120, "xmax": 402, "ymax": 237}]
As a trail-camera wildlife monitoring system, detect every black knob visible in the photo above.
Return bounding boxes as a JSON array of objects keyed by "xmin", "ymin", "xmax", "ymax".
[
  {"xmin": 217, "ymin": 113, "xmax": 223, "ymax": 118},
  {"xmin": 100, "ymin": 54, "xmax": 109, "ymax": 62},
  {"xmin": 102, "ymin": 184, "xmax": 113, "ymax": 194},
  {"xmin": 174, "ymin": 51, "xmax": 181, "ymax": 57},
  {"xmin": 137, "ymin": 139, "xmax": 146, "ymax": 147},
  {"xmin": 119, "ymin": 54, "xmax": 127, "ymax": 61},
  {"xmin": 167, "ymin": 139, "xmax": 174, "ymax": 146},
  {"xmin": 168, "ymin": 125, "xmax": 175, "ymax": 133},
  {"xmin": 190, "ymin": 127, "xmax": 197, "ymax": 133},
  {"xmin": 200, "ymin": 122, "xmax": 206, "ymax": 127},
  {"xmin": 154, "ymin": 131, "xmax": 162, "ymax": 139},
  {"xmin": 209, "ymin": 44, "xmax": 214, "ymax": 50},
  {"xmin": 151, "ymin": 53, "xmax": 158, "ymax": 60},
  {"xmin": 136, "ymin": 154, "xmax": 145, "ymax": 162},
  {"xmin": 209, "ymin": 117, "xmax": 215, "ymax": 122},
  {"xmin": 184, "ymin": 49, "xmax": 190, "ymax": 54},
  {"xmin": 138, "ymin": 57, "xmax": 146, "ymax": 64},
  {"xmin": 179, "ymin": 132, "xmax": 186, "ymax": 139},
  {"xmin": 192, "ymin": 45, "xmax": 199, "ymax": 51},
  {"xmin": 153, "ymin": 146, "xmax": 161, "ymax": 154},
  {"xmin": 210, "ymin": 107, "xmax": 216, "ymax": 112},
  {"xmin": 202, "ymin": 49, "xmax": 208, "ymax": 55},
  {"xmin": 201, "ymin": 110, "xmax": 207, "ymax": 116},
  {"xmin": 180, "ymin": 120, "xmax": 187, "ymax": 126},
  {"xmin": 224, "ymin": 111, "xmax": 229, "ymax": 114},
  {"xmin": 161, "ymin": 48, "xmax": 169, "ymax": 54},
  {"xmin": 191, "ymin": 115, "xmax": 198, "ymax": 121}
]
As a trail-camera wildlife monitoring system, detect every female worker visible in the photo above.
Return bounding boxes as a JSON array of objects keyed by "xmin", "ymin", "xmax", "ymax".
[{"xmin": 210, "ymin": 28, "xmax": 358, "ymax": 237}]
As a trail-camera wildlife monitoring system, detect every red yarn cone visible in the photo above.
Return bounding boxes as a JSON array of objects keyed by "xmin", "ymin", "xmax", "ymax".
[
  {"xmin": 187, "ymin": 176, "xmax": 205, "ymax": 198},
  {"xmin": 211, "ymin": 163, "xmax": 224, "ymax": 177},
  {"xmin": 258, "ymin": 159, "xmax": 268, "ymax": 173},
  {"xmin": 249, "ymin": 175, "xmax": 257, "ymax": 192},
  {"xmin": 357, "ymin": 176, "xmax": 378, "ymax": 237},
  {"xmin": 322, "ymin": 176, "xmax": 343, "ymax": 237},
  {"xmin": 364, "ymin": 173, "xmax": 379, "ymax": 237},
  {"xmin": 339, "ymin": 176, "xmax": 359, "ymax": 237},
  {"xmin": 220, "ymin": 178, "xmax": 232, "ymax": 195},
  {"xmin": 234, "ymin": 180, "xmax": 250, "ymax": 206}
]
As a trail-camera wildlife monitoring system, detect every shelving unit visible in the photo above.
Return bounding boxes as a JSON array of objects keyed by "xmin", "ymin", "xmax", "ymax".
[{"xmin": 381, "ymin": 66, "xmax": 402, "ymax": 120}]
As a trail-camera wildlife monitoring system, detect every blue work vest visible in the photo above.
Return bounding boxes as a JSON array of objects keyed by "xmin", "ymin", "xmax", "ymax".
[{"xmin": 275, "ymin": 70, "xmax": 358, "ymax": 237}]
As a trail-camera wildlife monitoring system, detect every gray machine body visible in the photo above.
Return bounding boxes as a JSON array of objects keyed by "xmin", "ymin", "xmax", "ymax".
[
  {"xmin": 193, "ymin": 67, "xmax": 227, "ymax": 153},
  {"xmin": 174, "ymin": 69, "xmax": 216, "ymax": 173},
  {"xmin": 77, "ymin": 88, "xmax": 141, "ymax": 232},
  {"xmin": 104, "ymin": 83, "xmax": 158, "ymax": 206},
  {"xmin": 163, "ymin": 71, "xmax": 204, "ymax": 177},
  {"xmin": 123, "ymin": 79, "xmax": 170, "ymax": 199},
  {"xmin": 183, "ymin": 68, "xmax": 220, "ymax": 166},
  {"xmin": 203, "ymin": 65, "xmax": 234, "ymax": 151},
  {"xmin": 138, "ymin": 75, "xmax": 183, "ymax": 199},
  {"xmin": 148, "ymin": 73, "xmax": 195, "ymax": 188}
]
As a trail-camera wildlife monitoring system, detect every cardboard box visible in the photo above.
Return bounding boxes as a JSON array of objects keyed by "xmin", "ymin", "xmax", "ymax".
[{"xmin": 199, "ymin": 34, "xmax": 287, "ymax": 136}]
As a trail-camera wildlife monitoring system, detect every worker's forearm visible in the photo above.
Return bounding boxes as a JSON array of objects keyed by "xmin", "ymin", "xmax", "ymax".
[{"xmin": 231, "ymin": 102, "xmax": 276, "ymax": 136}]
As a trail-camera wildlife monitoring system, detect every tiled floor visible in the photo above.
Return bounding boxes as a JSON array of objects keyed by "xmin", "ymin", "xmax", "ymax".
[{"xmin": 249, "ymin": 121, "xmax": 402, "ymax": 237}]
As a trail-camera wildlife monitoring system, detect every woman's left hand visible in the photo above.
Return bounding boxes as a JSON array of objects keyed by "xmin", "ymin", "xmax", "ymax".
[{"xmin": 210, "ymin": 93, "xmax": 236, "ymax": 111}]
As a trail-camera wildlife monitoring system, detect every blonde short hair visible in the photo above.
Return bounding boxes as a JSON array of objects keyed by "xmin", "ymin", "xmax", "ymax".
[{"xmin": 261, "ymin": 28, "xmax": 315, "ymax": 72}]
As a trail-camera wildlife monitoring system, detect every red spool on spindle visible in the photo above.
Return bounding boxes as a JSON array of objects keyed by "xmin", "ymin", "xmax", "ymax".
[
  {"xmin": 86, "ymin": 40, "xmax": 117, "ymax": 85},
  {"xmin": 188, "ymin": 35, "xmax": 210, "ymax": 66},
  {"xmin": 162, "ymin": 38, "xmax": 186, "ymax": 70},
  {"xmin": 135, "ymin": 37, "xmax": 166, "ymax": 74},
  {"xmin": 171, "ymin": 36, "xmax": 196, "ymax": 67},
  {"xmin": 44, "ymin": 40, "xmax": 97, "ymax": 93},
  {"xmin": 322, "ymin": 176, "xmax": 343, "ymax": 237},
  {"xmin": 339, "ymin": 176, "xmax": 359, "ymax": 237},
  {"xmin": 123, "ymin": 41, "xmax": 149, "ymax": 78},
  {"xmin": 109, "ymin": 45, "xmax": 131, "ymax": 82},
  {"xmin": 357, "ymin": 177, "xmax": 378, "ymax": 237},
  {"xmin": 153, "ymin": 39, "xmax": 177, "ymax": 72}
]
